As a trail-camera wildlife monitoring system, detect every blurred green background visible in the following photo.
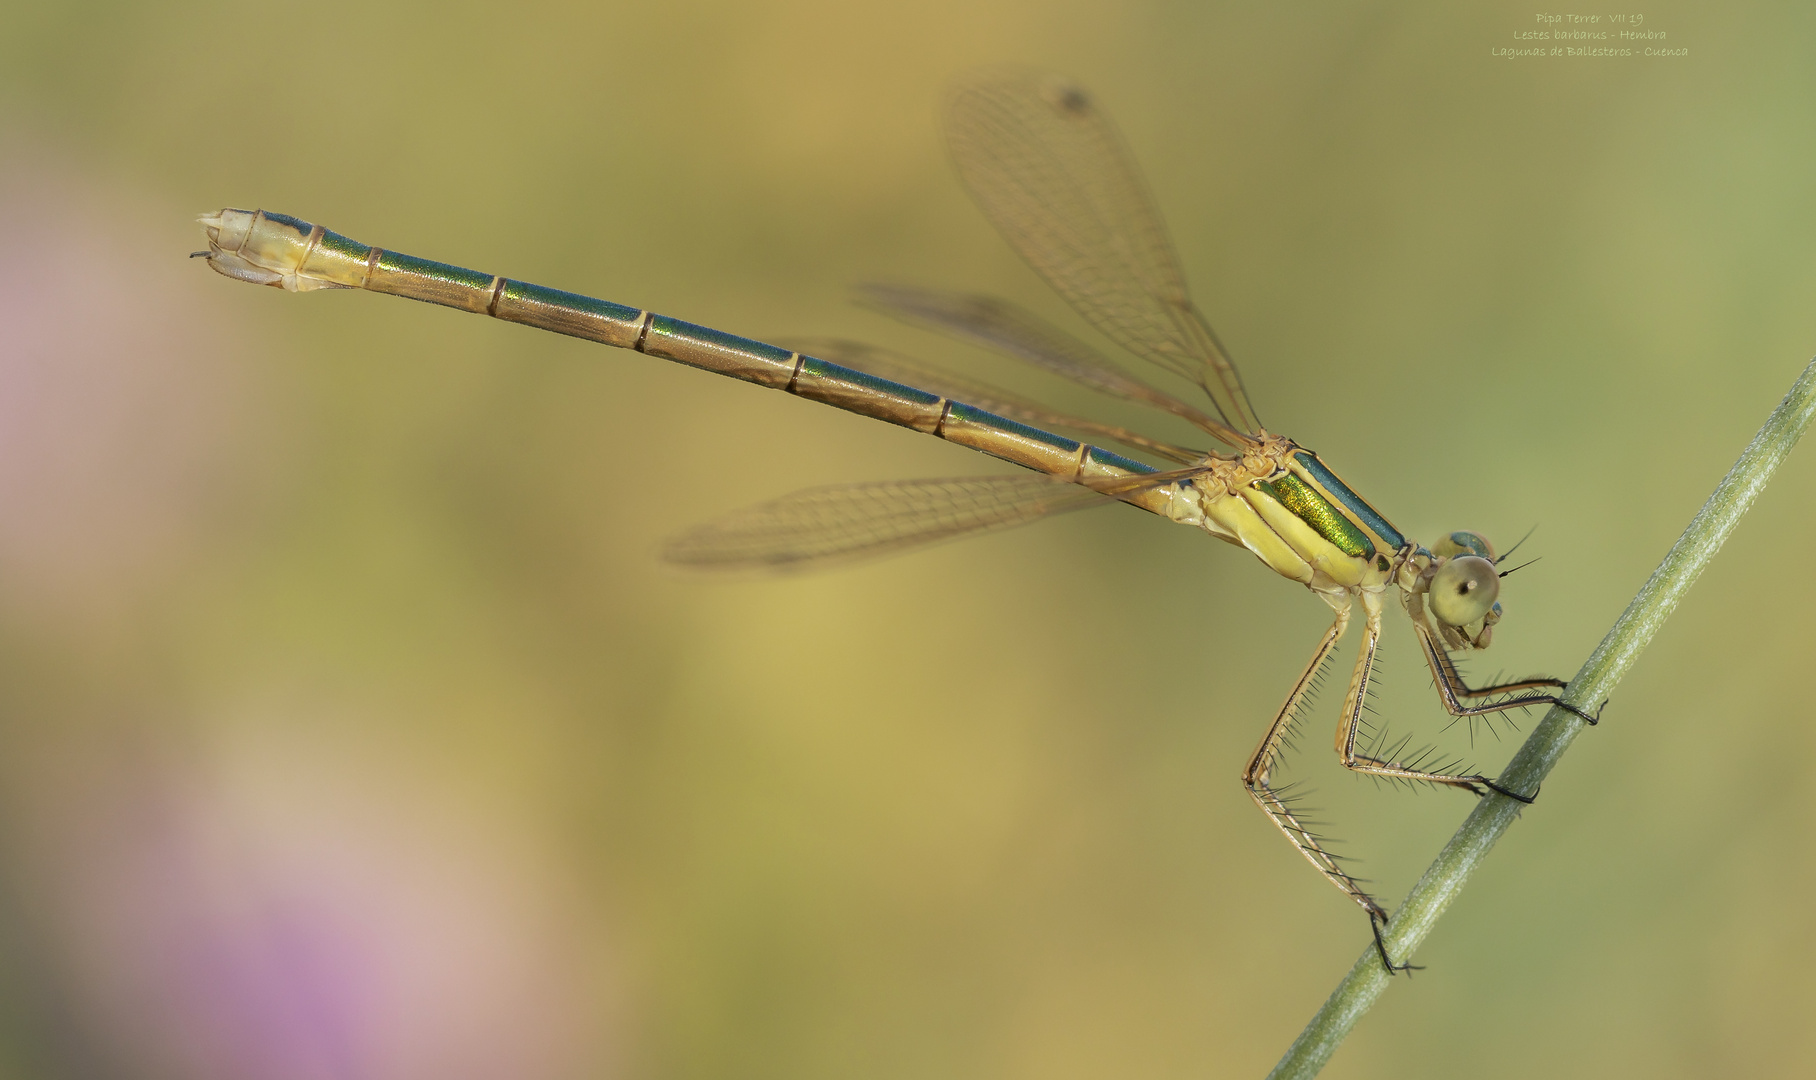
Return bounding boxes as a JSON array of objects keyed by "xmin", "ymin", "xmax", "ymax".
[{"xmin": 1, "ymin": 2, "xmax": 1811, "ymax": 1077}]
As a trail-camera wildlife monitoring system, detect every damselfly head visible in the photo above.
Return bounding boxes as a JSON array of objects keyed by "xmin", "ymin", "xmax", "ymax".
[{"xmin": 1429, "ymin": 553, "xmax": 1500, "ymax": 640}]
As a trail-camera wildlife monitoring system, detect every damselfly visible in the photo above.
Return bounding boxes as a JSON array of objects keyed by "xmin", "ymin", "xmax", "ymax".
[{"xmin": 194, "ymin": 71, "xmax": 1596, "ymax": 971}]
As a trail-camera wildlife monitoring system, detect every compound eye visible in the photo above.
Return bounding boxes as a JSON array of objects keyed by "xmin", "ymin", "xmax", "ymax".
[
  {"xmin": 1432, "ymin": 530, "xmax": 1495, "ymax": 561},
  {"xmin": 1429, "ymin": 555, "xmax": 1500, "ymax": 627}
]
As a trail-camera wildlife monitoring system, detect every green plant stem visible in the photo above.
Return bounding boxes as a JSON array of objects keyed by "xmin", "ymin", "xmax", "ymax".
[{"xmin": 1265, "ymin": 356, "xmax": 1816, "ymax": 1080}]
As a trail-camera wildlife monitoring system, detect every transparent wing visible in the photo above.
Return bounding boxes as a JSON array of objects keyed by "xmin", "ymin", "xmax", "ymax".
[
  {"xmin": 854, "ymin": 284, "xmax": 1247, "ymax": 450},
  {"xmin": 944, "ymin": 70, "xmax": 1264, "ymax": 436},
  {"xmin": 786, "ymin": 337, "xmax": 1205, "ymax": 464},
  {"xmin": 665, "ymin": 474, "xmax": 1125, "ymax": 570}
]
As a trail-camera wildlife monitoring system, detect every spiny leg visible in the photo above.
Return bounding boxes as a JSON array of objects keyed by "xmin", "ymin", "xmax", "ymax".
[
  {"xmin": 1322, "ymin": 593, "xmax": 1527, "ymax": 973},
  {"xmin": 1240, "ymin": 595, "xmax": 1390, "ymax": 924},
  {"xmin": 1414, "ymin": 618, "xmax": 1601, "ymax": 727},
  {"xmin": 1333, "ymin": 592, "xmax": 1536, "ymax": 802}
]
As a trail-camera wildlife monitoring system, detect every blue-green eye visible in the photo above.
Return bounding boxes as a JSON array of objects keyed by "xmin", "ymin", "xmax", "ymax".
[{"xmin": 1432, "ymin": 530, "xmax": 1494, "ymax": 561}]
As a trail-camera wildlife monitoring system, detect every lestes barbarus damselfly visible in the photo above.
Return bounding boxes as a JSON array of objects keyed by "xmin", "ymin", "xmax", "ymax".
[{"xmin": 194, "ymin": 71, "xmax": 1597, "ymax": 971}]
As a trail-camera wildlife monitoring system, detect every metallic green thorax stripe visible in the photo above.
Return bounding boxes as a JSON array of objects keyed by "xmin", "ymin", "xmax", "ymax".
[
  {"xmin": 1259, "ymin": 473, "xmax": 1374, "ymax": 559},
  {"xmin": 1286, "ymin": 450, "xmax": 1406, "ymax": 553}
]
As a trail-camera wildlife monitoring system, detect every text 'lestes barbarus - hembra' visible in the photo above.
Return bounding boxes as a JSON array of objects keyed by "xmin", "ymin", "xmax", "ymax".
[{"xmin": 194, "ymin": 70, "xmax": 1598, "ymax": 972}]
